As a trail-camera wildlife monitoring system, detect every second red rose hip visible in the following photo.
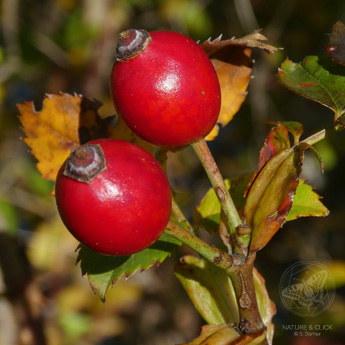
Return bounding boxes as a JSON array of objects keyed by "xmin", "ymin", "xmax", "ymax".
[{"xmin": 55, "ymin": 139, "xmax": 172, "ymax": 256}]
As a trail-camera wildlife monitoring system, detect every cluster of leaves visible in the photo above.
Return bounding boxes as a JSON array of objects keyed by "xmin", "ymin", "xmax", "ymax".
[{"xmin": 17, "ymin": 21, "xmax": 345, "ymax": 344}]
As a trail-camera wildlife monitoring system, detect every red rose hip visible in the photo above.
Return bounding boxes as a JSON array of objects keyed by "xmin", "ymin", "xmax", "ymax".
[
  {"xmin": 110, "ymin": 29, "xmax": 221, "ymax": 148},
  {"xmin": 55, "ymin": 139, "xmax": 171, "ymax": 256}
]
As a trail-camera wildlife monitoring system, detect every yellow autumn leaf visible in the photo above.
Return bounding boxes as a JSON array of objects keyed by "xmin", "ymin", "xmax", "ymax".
[
  {"xmin": 18, "ymin": 93, "xmax": 119, "ymax": 182},
  {"xmin": 200, "ymin": 31, "xmax": 279, "ymax": 141},
  {"xmin": 18, "ymin": 93, "xmax": 83, "ymax": 181}
]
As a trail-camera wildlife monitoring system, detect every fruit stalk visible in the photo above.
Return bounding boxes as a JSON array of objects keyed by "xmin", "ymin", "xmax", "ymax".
[
  {"xmin": 191, "ymin": 139, "xmax": 243, "ymax": 238},
  {"xmin": 166, "ymin": 221, "xmax": 265, "ymax": 336},
  {"xmin": 171, "ymin": 197, "xmax": 195, "ymax": 235}
]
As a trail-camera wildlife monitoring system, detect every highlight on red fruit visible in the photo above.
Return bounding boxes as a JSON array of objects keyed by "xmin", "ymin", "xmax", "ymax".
[
  {"xmin": 110, "ymin": 29, "xmax": 221, "ymax": 148},
  {"xmin": 55, "ymin": 139, "xmax": 172, "ymax": 256}
]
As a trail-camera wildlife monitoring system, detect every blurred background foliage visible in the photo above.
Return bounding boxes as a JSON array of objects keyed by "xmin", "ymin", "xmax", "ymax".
[{"xmin": 1, "ymin": 0, "xmax": 345, "ymax": 344}]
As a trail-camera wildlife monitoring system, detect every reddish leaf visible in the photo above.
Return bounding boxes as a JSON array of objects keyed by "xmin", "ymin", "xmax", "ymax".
[
  {"xmin": 244, "ymin": 143, "xmax": 309, "ymax": 252},
  {"xmin": 257, "ymin": 122, "xmax": 291, "ymax": 171},
  {"xmin": 282, "ymin": 121, "xmax": 304, "ymax": 145},
  {"xmin": 244, "ymin": 122, "xmax": 291, "ymax": 198}
]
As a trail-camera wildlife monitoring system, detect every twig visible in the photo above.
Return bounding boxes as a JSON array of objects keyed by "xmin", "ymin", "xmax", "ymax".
[
  {"xmin": 191, "ymin": 139, "xmax": 243, "ymax": 236},
  {"xmin": 165, "ymin": 221, "xmax": 234, "ymax": 273}
]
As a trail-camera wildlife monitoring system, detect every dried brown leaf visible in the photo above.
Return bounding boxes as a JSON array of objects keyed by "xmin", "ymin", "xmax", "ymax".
[
  {"xmin": 327, "ymin": 20, "xmax": 345, "ymax": 66},
  {"xmin": 200, "ymin": 31, "xmax": 279, "ymax": 141}
]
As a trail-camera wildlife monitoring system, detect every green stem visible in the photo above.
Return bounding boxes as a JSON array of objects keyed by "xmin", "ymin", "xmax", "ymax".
[
  {"xmin": 301, "ymin": 128, "xmax": 326, "ymax": 146},
  {"xmin": 171, "ymin": 197, "xmax": 195, "ymax": 235},
  {"xmin": 165, "ymin": 221, "xmax": 234, "ymax": 273},
  {"xmin": 191, "ymin": 139, "xmax": 242, "ymax": 236},
  {"xmin": 301, "ymin": 123, "xmax": 344, "ymax": 146}
]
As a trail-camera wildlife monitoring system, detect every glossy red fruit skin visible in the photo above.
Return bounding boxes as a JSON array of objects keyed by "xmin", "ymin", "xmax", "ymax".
[
  {"xmin": 55, "ymin": 139, "xmax": 171, "ymax": 256},
  {"xmin": 110, "ymin": 30, "xmax": 221, "ymax": 148}
]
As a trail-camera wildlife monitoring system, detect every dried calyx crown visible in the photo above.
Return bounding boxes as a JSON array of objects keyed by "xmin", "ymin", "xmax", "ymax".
[
  {"xmin": 116, "ymin": 29, "xmax": 151, "ymax": 62},
  {"xmin": 63, "ymin": 144, "xmax": 106, "ymax": 183}
]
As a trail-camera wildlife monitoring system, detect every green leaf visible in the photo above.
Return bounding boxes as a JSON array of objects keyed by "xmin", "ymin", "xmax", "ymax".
[
  {"xmin": 258, "ymin": 122, "xmax": 290, "ymax": 168},
  {"xmin": 244, "ymin": 122, "xmax": 293, "ymax": 199},
  {"xmin": 282, "ymin": 121, "xmax": 304, "ymax": 145},
  {"xmin": 320, "ymin": 261, "xmax": 345, "ymax": 289},
  {"xmin": 193, "ymin": 174, "xmax": 252, "ymax": 234},
  {"xmin": 174, "ymin": 255, "xmax": 239, "ymax": 325},
  {"xmin": 181, "ymin": 324, "xmax": 266, "ymax": 345},
  {"xmin": 244, "ymin": 121, "xmax": 327, "ymax": 252},
  {"xmin": 253, "ymin": 268, "xmax": 276, "ymax": 345},
  {"xmin": 77, "ymin": 232, "xmax": 181, "ymax": 301},
  {"xmin": 175, "ymin": 257, "xmax": 276, "ymax": 344},
  {"xmin": 0, "ymin": 197, "xmax": 18, "ymax": 236},
  {"xmin": 181, "ymin": 324, "xmax": 240, "ymax": 345},
  {"xmin": 277, "ymin": 56, "xmax": 345, "ymax": 121},
  {"xmin": 59, "ymin": 311, "xmax": 91, "ymax": 340},
  {"xmin": 193, "ymin": 179, "xmax": 230, "ymax": 234},
  {"xmin": 245, "ymin": 146, "xmax": 304, "ymax": 252},
  {"xmin": 287, "ymin": 180, "xmax": 329, "ymax": 221}
]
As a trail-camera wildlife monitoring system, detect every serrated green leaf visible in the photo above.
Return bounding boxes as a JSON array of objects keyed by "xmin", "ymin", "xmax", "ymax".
[
  {"xmin": 287, "ymin": 180, "xmax": 329, "ymax": 221},
  {"xmin": 174, "ymin": 255, "xmax": 239, "ymax": 325},
  {"xmin": 277, "ymin": 56, "xmax": 345, "ymax": 121},
  {"xmin": 77, "ymin": 232, "xmax": 181, "ymax": 301},
  {"xmin": 193, "ymin": 174, "xmax": 252, "ymax": 234}
]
